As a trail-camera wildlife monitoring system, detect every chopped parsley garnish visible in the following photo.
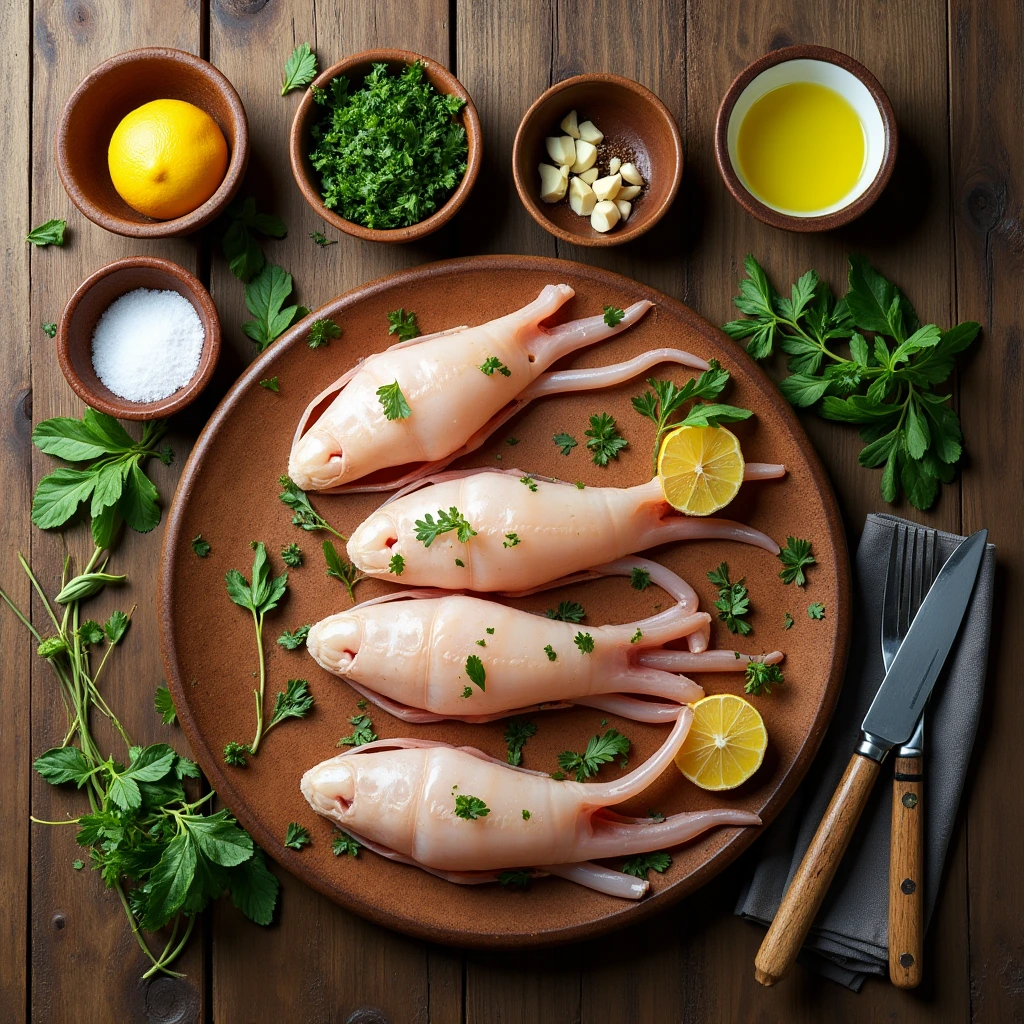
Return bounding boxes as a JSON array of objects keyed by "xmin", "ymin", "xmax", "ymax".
[
  {"xmin": 647, "ymin": 808, "xmax": 665, "ymax": 823},
  {"xmin": 455, "ymin": 558, "xmax": 465, "ymax": 567},
  {"xmin": 630, "ymin": 566, "xmax": 651, "ymax": 591},
  {"xmin": 498, "ymin": 869, "xmax": 531, "ymax": 887},
  {"xmin": 356, "ymin": 699, "xmax": 368, "ymax": 709},
  {"xmin": 387, "ymin": 308, "xmax": 420, "ymax": 340},
  {"xmin": 337, "ymin": 714, "xmax": 377, "ymax": 747},
  {"xmin": 454, "ymin": 794, "xmax": 490, "ymax": 820},
  {"xmin": 267, "ymin": 679, "xmax": 314, "ymax": 731},
  {"xmin": 72, "ymin": 859, "xmax": 84, "ymax": 870},
  {"xmin": 546, "ymin": 600, "xmax": 585, "ymax": 623},
  {"xmin": 783, "ymin": 611, "xmax": 794, "ymax": 630},
  {"xmin": 603, "ymin": 305, "xmax": 626, "ymax": 327},
  {"xmin": 310, "ymin": 230, "xmax": 337, "ymax": 247},
  {"xmin": 332, "ymin": 833, "xmax": 361, "ymax": 857},
  {"xmin": 506, "ymin": 436, "xmax": 520, "ymax": 446},
  {"xmin": 323, "ymin": 539, "xmax": 364, "ymax": 600},
  {"xmin": 522, "ymin": 810, "xmax": 531, "ymax": 821},
  {"xmin": 461, "ymin": 685, "xmax": 473, "ymax": 698},
  {"xmin": 585, "ymin": 412, "xmax": 628, "ymax": 466},
  {"xmin": 707, "ymin": 562, "xmax": 752, "ymax": 635},
  {"xmin": 574, "ymin": 480, "xmax": 586, "ymax": 489},
  {"xmin": 465, "ymin": 654, "xmax": 486, "ymax": 691},
  {"xmin": 308, "ymin": 317, "xmax": 341, "ymax": 348},
  {"xmin": 376, "ymin": 380, "xmax": 411, "ymax": 420},
  {"xmin": 278, "ymin": 475, "xmax": 345, "ymax": 538},
  {"xmin": 503, "ymin": 532, "xmax": 521, "ymax": 548},
  {"xmin": 284, "ymin": 822, "xmax": 311, "ymax": 850},
  {"xmin": 486, "ymin": 627, "xmax": 495, "ymax": 634},
  {"xmin": 808, "ymin": 602, "xmax": 826, "ymax": 620},
  {"xmin": 191, "ymin": 534, "xmax": 211, "ymax": 558},
  {"xmin": 519, "ymin": 475, "xmax": 538, "ymax": 492},
  {"xmin": 277, "ymin": 625, "xmax": 311, "ymax": 650},
  {"xmin": 745, "ymin": 661, "xmax": 784, "ymax": 696},
  {"xmin": 42, "ymin": 322, "xmax": 58, "ymax": 337},
  {"xmin": 281, "ymin": 542, "xmax": 303, "ymax": 567},
  {"xmin": 414, "ymin": 507, "xmax": 476, "ymax": 546},
  {"xmin": 223, "ymin": 741, "xmax": 250, "ymax": 767},
  {"xmin": 778, "ymin": 537, "xmax": 816, "ymax": 586},
  {"xmin": 544, "ymin": 644, "xmax": 557, "ymax": 662},
  {"xmin": 630, "ymin": 629, "xmax": 643, "ymax": 644},
  {"xmin": 553, "ymin": 432, "xmax": 578, "ymax": 456},
  {"xmin": 259, "ymin": 376, "xmax": 280, "ymax": 392},
  {"xmin": 574, "ymin": 632, "xmax": 595, "ymax": 654},
  {"xmin": 504, "ymin": 719, "xmax": 537, "ymax": 766},
  {"xmin": 557, "ymin": 728, "xmax": 630, "ymax": 781},
  {"xmin": 479, "ymin": 356, "xmax": 511, "ymax": 377},
  {"xmin": 475, "ymin": 638, "xmax": 486, "ymax": 647},
  {"xmin": 621, "ymin": 851, "xmax": 672, "ymax": 878},
  {"xmin": 388, "ymin": 553, "xmax": 405, "ymax": 576}
]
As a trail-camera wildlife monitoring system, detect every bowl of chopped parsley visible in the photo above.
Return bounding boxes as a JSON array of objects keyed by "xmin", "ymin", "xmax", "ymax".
[{"xmin": 289, "ymin": 50, "xmax": 482, "ymax": 243}]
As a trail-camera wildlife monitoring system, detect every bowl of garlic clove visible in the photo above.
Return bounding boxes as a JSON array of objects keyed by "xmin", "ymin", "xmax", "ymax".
[{"xmin": 513, "ymin": 73, "xmax": 682, "ymax": 247}]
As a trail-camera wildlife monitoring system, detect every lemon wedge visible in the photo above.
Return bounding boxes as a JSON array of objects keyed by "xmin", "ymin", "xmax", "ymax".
[
  {"xmin": 674, "ymin": 694, "xmax": 767, "ymax": 790},
  {"xmin": 657, "ymin": 424, "xmax": 745, "ymax": 516}
]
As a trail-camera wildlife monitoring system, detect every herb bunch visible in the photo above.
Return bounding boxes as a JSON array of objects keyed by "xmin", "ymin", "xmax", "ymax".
[{"xmin": 723, "ymin": 254, "xmax": 980, "ymax": 510}]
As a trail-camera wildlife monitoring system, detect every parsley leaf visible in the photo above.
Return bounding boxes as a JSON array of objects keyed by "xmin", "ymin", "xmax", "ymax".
[
  {"xmin": 241, "ymin": 263, "xmax": 302, "ymax": 351},
  {"xmin": 504, "ymin": 719, "xmax": 537, "ymax": 766},
  {"xmin": 284, "ymin": 823, "xmax": 311, "ymax": 850},
  {"xmin": 630, "ymin": 629, "xmax": 643, "ymax": 644},
  {"xmin": 585, "ymin": 413, "xmax": 628, "ymax": 466},
  {"xmin": 622, "ymin": 851, "xmax": 672, "ymax": 878},
  {"xmin": 220, "ymin": 197, "xmax": 287, "ymax": 282},
  {"xmin": 544, "ymin": 644, "xmax": 557, "ymax": 661},
  {"xmin": 454, "ymin": 794, "xmax": 490, "ymax": 820},
  {"xmin": 277, "ymin": 625, "xmax": 311, "ymax": 650},
  {"xmin": 191, "ymin": 535, "xmax": 211, "ymax": 558},
  {"xmin": 323, "ymin": 539, "xmax": 364, "ymax": 600},
  {"xmin": 42, "ymin": 322, "xmax": 57, "ymax": 337},
  {"xmin": 310, "ymin": 231, "xmax": 336, "ymax": 247},
  {"xmin": 519, "ymin": 475, "xmax": 538, "ymax": 492},
  {"xmin": 332, "ymin": 833, "xmax": 361, "ymax": 857},
  {"xmin": 414, "ymin": 507, "xmax": 476, "ymax": 546},
  {"xmin": 281, "ymin": 542, "xmax": 303, "ymax": 568},
  {"xmin": 278, "ymin": 475, "xmax": 344, "ymax": 538},
  {"xmin": 308, "ymin": 318, "xmax": 341, "ymax": 348},
  {"xmin": 546, "ymin": 601, "xmax": 585, "ymax": 623},
  {"xmin": 498, "ymin": 869, "xmax": 531, "ymax": 888},
  {"xmin": 553, "ymin": 432, "xmax": 578, "ymax": 456},
  {"xmin": 281, "ymin": 42, "xmax": 318, "ymax": 95},
  {"xmin": 154, "ymin": 685, "xmax": 177, "ymax": 726},
  {"xmin": 479, "ymin": 356, "xmax": 511, "ymax": 377},
  {"xmin": 223, "ymin": 741, "xmax": 250, "ymax": 767},
  {"xmin": 808, "ymin": 602, "xmax": 826, "ymax": 620},
  {"xmin": 461, "ymin": 685, "xmax": 473, "ymax": 698},
  {"xmin": 267, "ymin": 679, "xmax": 313, "ymax": 731},
  {"xmin": 337, "ymin": 714, "xmax": 377, "ymax": 747},
  {"xmin": 376, "ymin": 380, "xmax": 411, "ymax": 420},
  {"xmin": 630, "ymin": 566, "xmax": 651, "ymax": 590},
  {"xmin": 557, "ymin": 728, "xmax": 631, "ymax": 781},
  {"xmin": 707, "ymin": 562, "xmax": 752, "ymax": 635},
  {"xmin": 505, "ymin": 436, "xmax": 520, "ymax": 446},
  {"xmin": 388, "ymin": 553, "xmax": 405, "ymax": 576},
  {"xmin": 574, "ymin": 632, "xmax": 595, "ymax": 654},
  {"xmin": 603, "ymin": 305, "xmax": 625, "ymax": 327},
  {"xmin": 503, "ymin": 532, "xmax": 520, "ymax": 548},
  {"xmin": 745, "ymin": 661, "xmax": 784, "ymax": 696},
  {"xmin": 465, "ymin": 654, "xmax": 486, "ymax": 691},
  {"xmin": 259, "ymin": 376, "xmax": 280, "ymax": 392},
  {"xmin": 784, "ymin": 611, "xmax": 794, "ymax": 630},
  {"xmin": 387, "ymin": 308, "xmax": 420, "ymax": 341},
  {"xmin": 778, "ymin": 537, "xmax": 816, "ymax": 586},
  {"xmin": 27, "ymin": 218, "xmax": 66, "ymax": 246}
]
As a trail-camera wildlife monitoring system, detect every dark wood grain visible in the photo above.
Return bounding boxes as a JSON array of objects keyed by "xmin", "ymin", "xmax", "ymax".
[{"xmin": 889, "ymin": 755, "xmax": 924, "ymax": 988}]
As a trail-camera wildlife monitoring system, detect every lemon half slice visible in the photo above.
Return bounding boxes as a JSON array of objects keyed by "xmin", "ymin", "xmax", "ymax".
[
  {"xmin": 657, "ymin": 424, "xmax": 744, "ymax": 516},
  {"xmin": 674, "ymin": 694, "xmax": 767, "ymax": 790}
]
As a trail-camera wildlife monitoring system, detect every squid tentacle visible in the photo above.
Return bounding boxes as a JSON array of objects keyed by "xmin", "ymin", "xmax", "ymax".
[
  {"xmin": 572, "ymin": 694, "xmax": 696, "ymax": 723},
  {"xmin": 637, "ymin": 649, "xmax": 785, "ymax": 672}
]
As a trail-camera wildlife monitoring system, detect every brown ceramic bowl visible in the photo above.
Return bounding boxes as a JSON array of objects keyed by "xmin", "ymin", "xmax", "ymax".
[
  {"xmin": 289, "ymin": 50, "xmax": 482, "ymax": 244},
  {"xmin": 57, "ymin": 257, "xmax": 221, "ymax": 421},
  {"xmin": 512, "ymin": 74, "xmax": 683, "ymax": 247},
  {"xmin": 715, "ymin": 45, "xmax": 897, "ymax": 232},
  {"xmin": 56, "ymin": 48, "xmax": 249, "ymax": 238}
]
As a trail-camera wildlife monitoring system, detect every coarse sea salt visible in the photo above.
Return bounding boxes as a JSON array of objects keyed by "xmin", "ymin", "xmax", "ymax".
[{"xmin": 91, "ymin": 287, "xmax": 205, "ymax": 403}]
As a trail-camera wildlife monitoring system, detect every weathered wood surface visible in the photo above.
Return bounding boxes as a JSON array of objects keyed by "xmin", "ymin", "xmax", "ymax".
[{"xmin": 4, "ymin": 0, "xmax": 1019, "ymax": 1021}]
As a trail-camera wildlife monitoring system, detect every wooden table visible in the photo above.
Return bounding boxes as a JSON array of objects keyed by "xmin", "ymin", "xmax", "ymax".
[{"xmin": 3, "ymin": 1, "xmax": 1020, "ymax": 1021}]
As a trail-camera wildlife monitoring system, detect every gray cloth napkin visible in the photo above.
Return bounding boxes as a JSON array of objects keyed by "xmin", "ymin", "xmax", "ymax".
[{"xmin": 735, "ymin": 513, "xmax": 996, "ymax": 990}]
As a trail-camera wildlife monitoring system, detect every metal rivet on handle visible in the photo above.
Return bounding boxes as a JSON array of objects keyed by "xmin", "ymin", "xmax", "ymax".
[
  {"xmin": 902, "ymin": 792, "xmax": 918, "ymax": 808},
  {"xmin": 901, "ymin": 878, "xmax": 917, "ymax": 895},
  {"xmin": 899, "ymin": 952, "xmax": 915, "ymax": 969}
]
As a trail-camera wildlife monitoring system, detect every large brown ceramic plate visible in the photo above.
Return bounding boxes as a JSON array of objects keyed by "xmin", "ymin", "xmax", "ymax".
[{"xmin": 159, "ymin": 255, "xmax": 850, "ymax": 947}]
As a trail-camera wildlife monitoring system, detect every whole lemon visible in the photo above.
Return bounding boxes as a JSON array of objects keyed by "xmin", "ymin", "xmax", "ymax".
[{"xmin": 108, "ymin": 99, "xmax": 229, "ymax": 220}]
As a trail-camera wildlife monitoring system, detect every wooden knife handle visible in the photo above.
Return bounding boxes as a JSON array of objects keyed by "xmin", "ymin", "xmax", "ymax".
[
  {"xmin": 889, "ymin": 755, "xmax": 924, "ymax": 988},
  {"xmin": 754, "ymin": 752, "xmax": 882, "ymax": 987}
]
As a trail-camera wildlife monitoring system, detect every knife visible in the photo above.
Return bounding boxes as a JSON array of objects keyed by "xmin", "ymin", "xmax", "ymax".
[{"xmin": 754, "ymin": 529, "xmax": 987, "ymax": 987}]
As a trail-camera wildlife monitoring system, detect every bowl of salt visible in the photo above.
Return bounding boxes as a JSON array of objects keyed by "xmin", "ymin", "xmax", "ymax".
[{"xmin": 57, "ymin": 256, "xmax": 221, "ymax": 421}]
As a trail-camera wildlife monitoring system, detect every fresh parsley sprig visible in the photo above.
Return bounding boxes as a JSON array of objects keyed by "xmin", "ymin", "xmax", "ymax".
[
  {"xmin": 337, "ymin": 713, "xmax": 377, "ymax": 747},
  {"xmin": 323, "ymin": 540, "xmax": 364, "ymax": 601},
  {"xmin": 284, "ymin": 822, "xmax": 311, "ymax": 850},
  {"xmin": 414, "ymin": 507, "xmax": 476, "ymax": 547},
  {"xmin": 553, "ymin": 432, "xmax": 578, "ymax": 456},
  {"xmin": 778, "ymin": 537, "xmax": 816, "ymax": 586},
  {"xmin": 622, "ymin": 851, "xmax": 671, "ymax": 879},
  {"xmin": 308, "ymin": 317, "xmax": 341, "ymax": 348},
  {"xmin": 278, "ymin": 476, "xmax": 345, "ymax": 539},
  {"xmin": 707, "ymin": 562, "xmax": 751, "ymax": 635},
  {"xmin": 745, "ymin": 661, "xmax": 784, "ymax": 696},
  {"xmin": 454, "ymin": 794, "xmax": 490, "ymax": 820},
  {"xmin": 387, "ymin": 308, "xmax": 420, "ymax": 341},
  {"xmin": 585, "ymin": 413, "xmax": 628, "ymax": 467},
  {"xmin": 376, "ymin": 380, "xmax": 412, "ymax": 420},
  {"xmin": 557, "ymin": 728, "xmax": 631, "ymax": 782},
  {"xmin": 267, "ymin": 678, "xmax": 314, "ymax": 732},
  {"xmin": 277, "ymin": 625, "xmax": 311, "ymax": 650},
  {"xmin": 479, "ymin": 356, "xmax": 511, "ymax": 377},
  {"xmin": 545, "ymin": 600, "xmax": 585, "ymax": 623},
  {"xmin": 241, "ymin": 263, "xmax": 306, "ymax": 352},
  {"xmin": 504, "ymin": 719, "xmax": 537, "ymax": 766}
]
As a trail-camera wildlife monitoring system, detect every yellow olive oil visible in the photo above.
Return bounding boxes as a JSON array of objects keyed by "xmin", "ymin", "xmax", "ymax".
[{"xmin": 737, "ymin": 82, "xmax": 866, "ymax": 212}]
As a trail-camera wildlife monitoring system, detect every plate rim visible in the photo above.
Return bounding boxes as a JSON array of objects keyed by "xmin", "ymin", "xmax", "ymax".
[{"xmin": 158, "ymin": 253, "xmax": 851, "ymax": 948}]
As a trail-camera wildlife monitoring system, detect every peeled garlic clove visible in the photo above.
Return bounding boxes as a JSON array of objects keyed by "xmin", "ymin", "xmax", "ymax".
[
  {"xmin": 568, "ymin": 176, "xmax": 597, "ymax": 217},
  {"xmin": 571, "ymin": 139, "xmax": 598, "ymax": 173},
  {"xmin": 608, "ymin": 156, "xmax": 621, "ymax": 175},
  {"xmin": 620, "ymin": 162, "xmax": 643, "ymax": 186},
  {"xmin": 560, "ymin": 109, "xmax": 580, "ymax": 140},
  {"xmin": 546, "ymin": 135, "xmax": 577, "ymax": 167},
  {"xmin": 615, "ymin": 199, "xmax": 632, "ymax": 222},
  {"xmin": 539, "ymin": 163, "xmax": 568, "ymax": 203},
  {"xmin": 560, "ymin": 163, "xmax": 570, "ymax": 179},
  {"xmin": 617, "ymin": 184, "xmax": 642, "ymax": 201},
  {"xmin": 579, "ymin": 167, "xmax": 599, "ymax": 184},
  {"xmin": 592, "ymin": 173, "xmax": 622, "ymax": 202},
  {"xmin": 578, "ymin": 120, "xmax": 604, "ymax": 145},
  {"xmin": 590, "ymin": 200, "xmax": 620, "ymax": 233}
]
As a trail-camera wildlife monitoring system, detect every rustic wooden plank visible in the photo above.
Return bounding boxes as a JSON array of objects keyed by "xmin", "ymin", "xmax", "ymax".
[
  {"xmin": 948, "ymin": 1, "xmax": 1024, "ymax": 1021},
  {"xmin": 206, "ymin": 2, "xmax": 462, "ymax": 1019},
  {"xmin": 28, "ymin": 3, "xmax": 204, "ymax": 1021},
  {"xmin": 0, "ymin": 0, "xmax": 33, "ymax": 1020}
]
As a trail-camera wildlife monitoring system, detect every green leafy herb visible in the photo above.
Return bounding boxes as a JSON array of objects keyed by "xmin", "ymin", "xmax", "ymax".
[
  {"xmin": 281, "ymin": 42, "xmax": 317, "ymax": 95},
  {"xmin": 486, "ymin": 627, "xmax": 495, "ymax": 634},
  {"xmin": 277, "ymin": 625, "xmax": 311, "ymax": 650},
  {"xmin": 745, "ymin": 661, "xmax": 784, "ymax": 696},
  {"xmin": 455, "ymin": 558, "xmax": 465, "ymax": 567},
  {"xmin": 308, "ymin": 318, "xmax": 341, "ymax": 348},
  {"xmin": 479, "ymin": 356, "xmax": 511, "ymax": 377},
  {"xmin": 724, "ymin": 254, "xmax": 980, "ymax": 510},
  {"xmin": 585, "ymin": 413, "xmax": 628, "ymax": 466},
  {"xmin": 387, "ymin": 308, "xmax": 420, "ymax": 341},
  {"xmin": 310, "ymin": 231, "xmax": 336, "ymax": 247},
  {"xmin": 414, "ymin": 507, "xmax": 476, "ymax": 547},
  {"xmin": 267, "ymin": 679, "xmax": 313, "ymax": 732},
  {"xmin": 475, "ymin": 638, "xmax": 486, "ymax": 647},
  {"xmin": 622, "ymin": 851, "xmax": 671, "ymax": 879},
  {"xmin": 154, "ymin": 685, "xmax": 177, "ymax": 725},
  {"xmin": 522, "ymin": 810, "xmax": 532, "ymax": 821},
  {"xmin": 553, "ymin": 432, "xmax": 578, "ymax": 456},
  {"xmin": 241, "ymin": 263, "xmax": 302, "ymax": 352},
  {"xmin": 310, "ymin": 62, "xmax": 467, "ymax": 229},
  {"xmin": 220, "ymin": 197, "xmax": 287, "ymax": 282},
  {"xmin": 223, "ymin": 741, "xmax": 251, "ymax": 767},
  {"xmin": 504, "ymin": 719, "xmax": 537, "ymax": 766},
  {"xmin": 808, "ymin": 602, "xmax": 826, "ymax": 620},
  {"xmin": 376, "ymin": 380, "xmax": 412, "ymax": 421},
  {"xmin": 506, "ymin": 436, "xmax": 520, "ymax": 446},
  {"xmin": 281, "ymin": 542, "xmax": 303, "ymax": 568},
  {"xmin": 461, "ymin": 685, "xmax": 473, "ymax": 699},
  {"xmin": 225, "ymin": 542, "xmax": 288, "ymax": 756},
  {"xmin": 603, "ymin": 305, "xmax": 625, "ymax": 327},
  {"xmin": 630, "ymin": 629, "xmax": 643, "ymax": 644},
  {"xmin": 72, "ymin": 859, "xmax": 84, "ymax": 870},
  {"xmin": 323, "ymin": 539, "xmax": 364, "ymax": 600},
  {"xmin": 784, "ymin": 611, "xmax": 794, "ymax": 630},
  {"xmin": 575, "ymin": 480, "xmax": 586, "ymax": 489},
  {"xmin": 332, "ymin": 833, "xmax": 361, "ymax": 857},
  {"xmin": 503, "ymin": 532, "xmax": 520, "ymax": 548},
  {"xmin": 465, "ymin": 654, "xmax": 486, "ymax": 691},
  {"xmin": 647, "ymin": 809, "xmax": 666, "ymax": 823},
  {"xmin": 388, "ymin": 553, "xmax": 405, "ymax": 576},
  {"xmin": 630, "ymin": 566, "xmax": 651, "ymax": 591},
  {"xmin": 778, "ymin": 537, "xmax": 816, "ymax": 586},
  {"xmin": 27, "ymin": 218, "xmax": 66, "ymax": 246},
  {"xmin": 544, "ymin": 644, "xmax": 557, "ymax": 662},
  {"xmin": 278, "ymin": 475, "xmax": 345, "ymax": 539},
  {"xmin": 337, "ymin": 714, "xmax": 377, "ymax": 747},
  {"xmin": 454, "ymin": 794, "xmax": 490, "ymax": 820},
  {"xmin": 258, "ymin": 376, "xmax": 279, "ymax": 392},
  {"xmin": 498, "ymin": 869, "xmax": 531, "ymax": 888},
  {"xmin": 519, "ymin": 475, "xmax": 538, "ymax": 492},
  {"xmin": 707, "ymin": 562, "xmax": 751, "ymax": 635},
  {"xmin": 284, "ymin": 822, "xmax": 311, "ymax": 850},
  {"xmin": 191, "ymin": 535, "xmax": 211, "ymax": 558},
  {"xmin": 42, "ymin": 322, "xmax": 57, "ymax": 337},
  {"xmin": 557, "ymin": 728, "xmax": 631, "ymax": 782},
  {"xmin": 574, "ymin": 632, "xmax": 595, "ymax": 654},
  {"xmin": 546, "ymin": 601, "xmax": 585, "ymax": 623}
]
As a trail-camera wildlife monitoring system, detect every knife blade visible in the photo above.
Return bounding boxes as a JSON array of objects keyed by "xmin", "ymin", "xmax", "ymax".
[{"xmin": 858, "ymin": 528, "xmax": 987, "ymax": 760}]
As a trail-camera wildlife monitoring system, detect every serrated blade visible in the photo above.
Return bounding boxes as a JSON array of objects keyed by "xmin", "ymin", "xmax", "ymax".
[{"xmin": 861, "ymin": 529, "xmax": 987, "ymax": 751}]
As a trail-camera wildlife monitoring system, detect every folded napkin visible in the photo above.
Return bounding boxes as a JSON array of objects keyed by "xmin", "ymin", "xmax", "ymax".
[{"xmin": 735, "ymin": 513, "xmax": 996, "ymax": 990}]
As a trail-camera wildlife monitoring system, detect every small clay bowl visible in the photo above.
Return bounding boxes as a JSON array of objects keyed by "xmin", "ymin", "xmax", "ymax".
[
  {"xmin": 290, "ymin": 50, "xmax": 482, "ymax": 244},
  {"xmin": 56, "ymin": 48, "xmax": 249, "ymax": 238},
  {"xmin": 57, "ymin": 257, "xmax": 221, "ymax": 421},
  {"xmin": 512, "ymin": 74, "xmax": 683, "ymax": 247},
  {"xmin": 715, "ymin": 45, "xmax": 897, "ymax": 232}
]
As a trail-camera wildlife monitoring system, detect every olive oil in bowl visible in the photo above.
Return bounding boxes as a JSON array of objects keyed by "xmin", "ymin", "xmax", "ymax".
[{"xmin": 736, "ymin": 82, "xmax": 866, "ymax": 214}]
